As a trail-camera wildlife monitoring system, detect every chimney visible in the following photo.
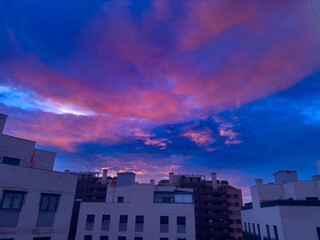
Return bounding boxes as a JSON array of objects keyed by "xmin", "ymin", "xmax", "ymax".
[
  {"xmin": 255, "ymin": 179, "xmax": 263, "ymax": 185},
  {"xmin": 169, "ymin": 172, "xmax": 174, "ymax": 185},
  {"xmin": 211, "ymin": 173, "xmax": 217, "ymax": 189},
  {"xmin": 317, "ymin": 160, "xmax": 320, "ymax": 175},
  {"xmin": 102, "ymin": 169, "xmax": 108, "ymax": 184},
  {"xmin": 150, "ymin": 179, "xmax": 155, "ymax": 185}
]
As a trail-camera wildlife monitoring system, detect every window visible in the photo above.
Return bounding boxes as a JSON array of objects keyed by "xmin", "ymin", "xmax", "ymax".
[
  {"xmin": 257, "ymin": 223, "xmax": 261, "ymax": 239},
  {"xmin": 177, "ymin": 216, "xmax": 186, "ymax": 233},
  {"xmin": 177, "ymin": 239, "xmax": 186, "ymax": 240},
  {"xmin": 306, "ymin": 197, "xmax": 318, "ymax": 201},
  {"xmin": 1, "ymin": 190, "xmax": 25, "ymax": 210},
  {"xmin": 39, "ymin": 194, "xmax": 60, "ymax": 211},
  {"xmin": 160, "ymin": 216, "xmax": 169, "ymax": 233},
  {"xmin": 2, "ymin": 156, "xmax": 20, "ymax": 166},
  {"xmin": 86, "ymin": 215, "xmax": 95, "ymax": 231},
  {"xmin": 244, "ymin": 222, "xmax": 247, "ymax": 232},
  {"xmin": 235, "ymin": 211, "xmax": 240, "ymax": 215},
  {"xmin": 84, "ymin": 236, "xmax": 92, "ymax": 240},
  {"xmin": 317, "ymin": 227, "xmax": 320, "ymax": 240},
  {"xmin": 100, "ymin": 237, "xmax": 108, "ymax": 240},
  {"xmin": 118, "ymin": 197, "xmax": 124, "ymax": 202},
  {"xmin": 134, "ymin": 238, "xmax": 143, "ymax": 240},
  {"xmin": 174, "ymin": 193, "xmax": 193, "ymax": 203},
  {"xmin": 160, "ymin": 239, "xmax": 169, "ymax": 240},
  {"xmin": 266, "ymin": 225, "xmax": 271, "ymax": 239},
  {"xmin": 33, "ymin": 238, "xmax": 51, "ymax": 240},
  {"xmin": 273, "ymin": 225, "xmax": 279, "ymax": 240},
  {"xmin": 102, "ymin": 215, "xmax": 110, "ymax": 231},
  {"xmin": 154, "ymin": 192, "xmax": 174, "ymax": 203},
  {"xmin": 118, "ymin": 237, "xmax": 126, "ymax": 240},
  {"xmin": 135, "ymin": 215, "xmax": 144, "ymax": 232},
  {"xmin": 234, "ymin": 202, "xmax": 239, "ymax": 206},
  {"xmin": 252, "ymin": 223, "xmax": 256, "ymax": 235},
  {"xmin": 236, "ymin": 219, "xmax": 241, "ymax": 224},
  {"xmin": 237, "ymin": 228, "xmax": 242, "ymax": 233},
  {"xmin": 119, "ymin": 215, "xmax": 128, "ymax": 232}
]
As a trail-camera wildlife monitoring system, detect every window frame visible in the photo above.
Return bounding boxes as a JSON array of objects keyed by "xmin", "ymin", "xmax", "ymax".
[
  {"xmin": 39, "ymin": 193, "xmax": 60, "ymax": 212},
  {"xmin": 0, "ymin": 190, "xmax": 26, "ymax": 210}
]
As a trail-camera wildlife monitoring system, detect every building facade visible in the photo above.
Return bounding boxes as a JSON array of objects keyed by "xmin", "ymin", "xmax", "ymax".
[
  {"xmin": 69, "ymin": 170, "xmax": 112, "ymax": 240},
  {"xmin": 76, "ymin": 172, "xmax": 196, "ymax": 240},
  {"xmin": 242, "ymin": 162, "xmax": 320, "ymax": 240},
  {"xmin": 159, "ymin": 173, "xmax": 243, "ymax": 240},
  {"xmin": 0, "ymin": 113, "xmax": 77, "ymax": 240}
]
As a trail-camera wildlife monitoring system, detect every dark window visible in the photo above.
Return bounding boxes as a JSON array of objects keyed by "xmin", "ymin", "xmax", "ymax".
[
  {"xmin": 266, "ymin": 225, "xmax": 271, "ymax": 239},
  {"xmin": 177, "ymin": 216, "xmax": 186, "ymax": 225},
  {"xmin": 86, "ymin": 215, "xmax": 95, "ymax": 231},
  {"xmin": 306, "ymin": 197, "xmax": 318, "ymax": 201},
  {"xmin": 236, "ymin": 219, "xmax": 241, "ymax": 224},
  {"xmin": 154, "ymin": 192, "xmax": 174, "ymax": 203},
  {"xmin": 87, "ymin": 215, "xmax": 95, "ymax": 223},
  {"xmin": 234, "ymin": 202, "xmax": 240, "ymax": 206},
  {"xmin": 160, "ymin": 216, "xmax": 169, "ymax": 224},
  {"xmin": 118, "ymin": 237, "xmax": 126, "ymax": 240},
  {"xmin": 177, "ymin": 239, "xmax": 186, "ymax": 240},
  {"xmin": 120, "ymin": 215, "xmax": 128, "ymax": 224},
  {"xmin": 252, "ymin": 223, "xmax": 256, "ymax": 235},
  {"xmin": 235, "ymin": 211, "xmax": 240, "ymax": 215},
  {"xmin": 136, "ymin": 215, "xmax": 144, "ymax": 223},
  {"xmin": 244, "ymin": 222, "xmax": 247, "ymax": 232},
  {"xmin": 234, "ymin": 194, "xmax": 239, "ymax": 198},
  {"xmin": 1, "ymin": 190, "xmax": 25, "ymax": 210},
  {"xmin": 39, "ymin": 194, "xmax": 60, "ymax": 211},
  {"xmin": 160, "ymin": 238, "xmax": 169, "ymax": 240},
  {"xmin": 257, "ymin": 223, "xmax": 261, "ymax": 239},
  {"xmin": 101, "ymin": 215, "xmax": 110, "ymax": 231},
  {"xmin": 100, "ymin": 237, "xmax": 108, "ymax": 240},
  {"xmin": 273, "ymin": 225, "xmax": 279, "ymax": 240},
  {"xmin": 134, "ymin": 238, "xmax": 143, "ymax": 240},
  {"xmin": 317, "ymin": 227, "xmax": 320, "ymax": 240},
  {"xmin": 33, "ymin": 238, "xmax": 51, "ymax": 240},
  {"xmin": 237, "ymin": 228, "xmax": 242, "ymax": 233},
  {"xmin": 2, "ymin": 156, "xmax": 20, "ymax": 166},
  {"xmin": 118, "ymin": 197, "xmax": 124, "ymax": 202},
  {"xmin": 84, "ymin": 236, "xmax": 92, "ymax": 240}
]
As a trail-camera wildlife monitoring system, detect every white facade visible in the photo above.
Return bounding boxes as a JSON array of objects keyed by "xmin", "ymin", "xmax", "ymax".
[
  {"xmin": 0, "ymin": 113, "xmax": 77, "ymax": 240},
  {"xmin": 76, "ymin": 173, "xmax": 196, "ymax": 240},
  {"xmin": 242, "ymin": 162, "xmax": 320, "ymax": 240}
]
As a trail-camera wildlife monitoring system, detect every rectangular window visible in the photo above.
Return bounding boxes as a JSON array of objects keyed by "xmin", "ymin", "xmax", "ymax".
[
  {"xmin": 257, "ymin": 223, "xmax": 261, "ymax": 239},
  {"xmin": 39, "ymin": 194, "xmax": 60, "ymax": 211},
  {"xmin": 174, "ymin": 193, "xmax": 193, "ymax": 203},
  {"xmin": 160, "ymin": 239, "xmax": 169, "ymax": 240},
  {"xmin": 118, "ymin": 237, "xmax": 126, "ymax": 240},
  {"xmin": 273, "ymin": 225, "xmax": 279, "ymax": 240},
  {"xmin": 101, "ymin": 215, "xmax": 110, "ymax": 231},
  {"xmin": 317, "ymin": 227, "xmax": 320, "ymax": 240},
  {"xmin": 248, "ymin": 223, "xmax": 251, "ymax": 233},
  {"xmin": 100, "ymin": 237, "xmax": 108, "ymax": 240},
  {"xmin": 2, "ymin": 156, "xmax": 20, "ymax": 166},
  {"xmin": 234, "ymin": 202, "xmax": 240, "ymax": 206},
  {"xmin": 86, "ymin": 215, "xmax": 95, "ymax": 231},
  {"xmin": 234, "ymin": 194, "xmax": 239, "ymax": 198},
  {"xmin": 252, "ymin": 223, "xmax": 256, "ymax": 235},
  {"xmin": 160, "ymin": 216, "xmax": 169, "ymax": 233},
  {"xmin": 119, "ymin": 215, "xmax": 128, "ymax": 232},
  {"xmin": 118, "ymin": 197, "xmax": 124, "ymax": 202},
  {"xmin": 266, "ymin": 225, "xmax": 271, "ymax": 239},
  {"xmin": 154, "ymin": 192, "xmax": 174, "ymax": 203},
  {"xmin": 1, "ymin": 190, "xmax": 25, "ymax": 210},
  {"xmin": 177, "ymin": 216, "xmax": 186, "ymax": 233},
  {"xmin": 134, "ymin": 238, "xmax": 143, "ymax": 240},
  {"xmin": 244, "ymin": 222, "xmax": 247, "ymax": 232},
  {"xmin": 306, "ymin": 197, "xmax": 318, "ymax": 201},
  {"xmin": 135, "ymin": 215, "xmax": 144, "ymax": 232},
  {"xmin": 236, "ymin": 219, "xmax": 241, "ymax": 224},
  {"xmin": 84, "ymin": 236, "xmax": 92, "ymax": 240},
  {"xmin": 33, "ymin": 238, "xmax": 51, "ymax": 240}
]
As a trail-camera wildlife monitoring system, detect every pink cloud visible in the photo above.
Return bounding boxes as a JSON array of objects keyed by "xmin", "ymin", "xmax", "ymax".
[{"xmin": 182, "ymin": 127, "xmax": 217, "ymax": 151}]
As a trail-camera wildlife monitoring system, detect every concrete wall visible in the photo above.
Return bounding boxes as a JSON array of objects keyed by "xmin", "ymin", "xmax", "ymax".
[
  {"xmin": 0, "ymin": 134, "xmax": 55, "ymax": 171},
  {"xmin": 0, "ymin": 164, "xmax": 77, "ymax": 240},
  {"xmin": 76, "ymin": 183, "xmax": 195, "ymax": 240}
]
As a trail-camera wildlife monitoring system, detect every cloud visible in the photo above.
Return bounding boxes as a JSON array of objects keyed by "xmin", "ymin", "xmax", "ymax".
[{"xmin": 182, "ymin": 127, "xmax": 217, "ymax": 151}]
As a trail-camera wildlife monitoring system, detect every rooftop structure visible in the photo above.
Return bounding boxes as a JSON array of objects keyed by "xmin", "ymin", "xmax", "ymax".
[{"xmin": 242, "ymin": 161, "xmax": 320, "ymax": 240}]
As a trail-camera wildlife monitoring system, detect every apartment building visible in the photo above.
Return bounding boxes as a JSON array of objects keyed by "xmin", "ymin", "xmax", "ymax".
[
  {"xmin": 242, "ymin": 161, "xmax": 320, "ymax": 240},
  {"xmin": 69, "ymin": 170, "xmax": 112, "ymax": 240},
  {"xmin": 0, "ymin": 113, "xmax": 77, "ymax": 240},
  {"xmin": 76, "ymin": 172, "xmax": 196, "ymax": 240},
  {"xmin": 158, "ymin": 173, "xmax": 243, "ymax": 240}
]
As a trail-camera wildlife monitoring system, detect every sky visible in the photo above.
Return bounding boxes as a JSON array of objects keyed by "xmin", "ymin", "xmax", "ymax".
[{"xmin": 0, "ymin": 0, "xmax": 320, "ymax": 201}]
